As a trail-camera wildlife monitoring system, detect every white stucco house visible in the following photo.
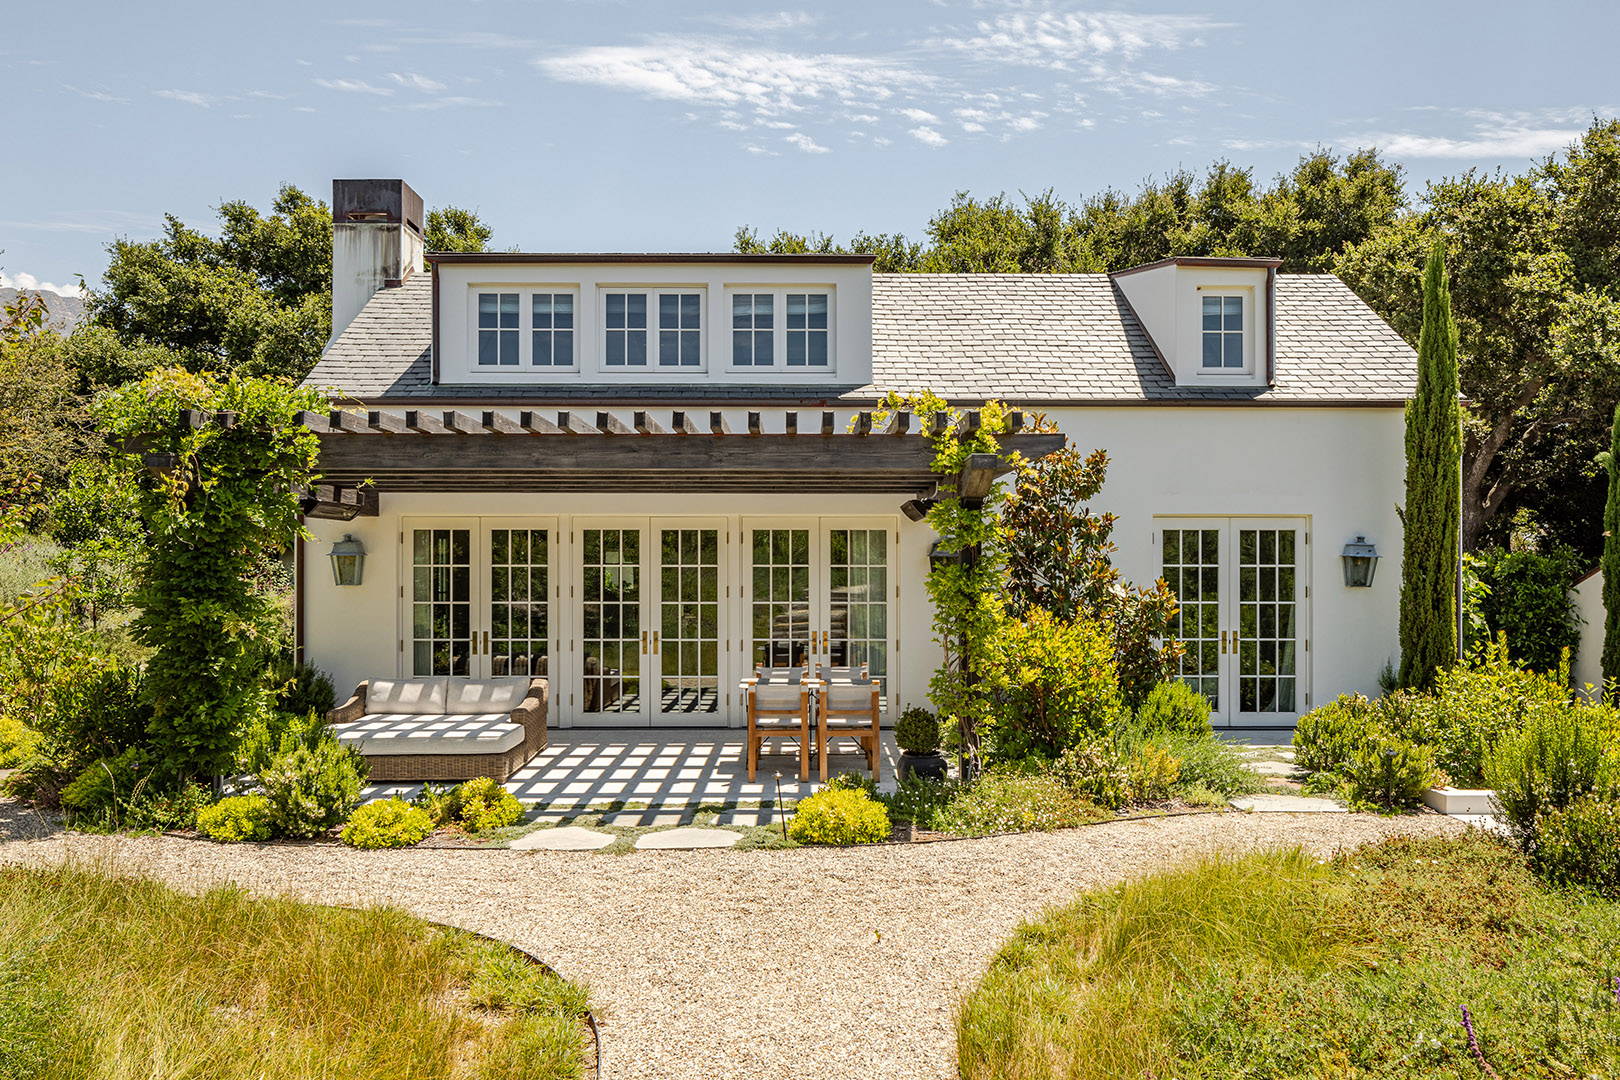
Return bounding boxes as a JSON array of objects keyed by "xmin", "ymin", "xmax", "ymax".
[{"xmin": 298, "ymin": 178, "xmax": 1417, "ymax": 737}]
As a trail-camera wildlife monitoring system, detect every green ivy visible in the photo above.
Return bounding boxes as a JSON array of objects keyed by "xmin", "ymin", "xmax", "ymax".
[{"xmin": 95, "ymin": 369, "xmax": 326, "ymax": 779}]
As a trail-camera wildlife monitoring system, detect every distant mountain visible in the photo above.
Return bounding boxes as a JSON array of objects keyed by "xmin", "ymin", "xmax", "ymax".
[{"xmin": 0, "ymin": 288, "xmax": 86, "ymax": 334}]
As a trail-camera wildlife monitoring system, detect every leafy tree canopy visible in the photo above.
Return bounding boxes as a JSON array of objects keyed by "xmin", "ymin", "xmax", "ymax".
[{"xmin": 425, "ymin": 206, "xmax": 493, "ymax": 253}]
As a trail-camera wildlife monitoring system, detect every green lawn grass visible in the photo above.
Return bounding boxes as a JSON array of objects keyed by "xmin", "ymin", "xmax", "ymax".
[
  {"xmin": 958, "ymin": 831, "xmax": 1620, "ymax": 1079},
  {"xmin": 0, "ymin": 861, "xmax": 592, "ymax": 1079}
]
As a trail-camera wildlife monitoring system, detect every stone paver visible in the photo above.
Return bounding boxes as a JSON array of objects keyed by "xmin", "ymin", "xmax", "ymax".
[
  {"xmin": 1249, "ymin": 760, "xmax": 1301, "ymax": 777},
  {"xmin": 1231, "ymin": 793, "xmax": 1346, "ymax": 813},
  {"xmin": 509, "ymin": 826, "xmax": 615, "ymax": 851},
  {"xmin": 633, "ymin": 827, "xmax": 742, "ymax": 850}
]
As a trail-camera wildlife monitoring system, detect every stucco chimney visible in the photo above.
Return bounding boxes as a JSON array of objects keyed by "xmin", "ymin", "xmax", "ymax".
[{"xmin": 330, "ymin": 179, "xmax": 425, "ymax": 342}]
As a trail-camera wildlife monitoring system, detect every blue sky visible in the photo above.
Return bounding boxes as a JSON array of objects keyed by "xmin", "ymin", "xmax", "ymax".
[{"xmin": 4, "ymin": 0, "xmax": 1616, "ymax": 295}]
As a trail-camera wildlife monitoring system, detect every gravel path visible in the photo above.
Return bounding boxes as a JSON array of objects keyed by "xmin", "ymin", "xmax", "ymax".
[{"xmin": 0, "ymin": 807, "xmax": 1464, "ymax": 1079}]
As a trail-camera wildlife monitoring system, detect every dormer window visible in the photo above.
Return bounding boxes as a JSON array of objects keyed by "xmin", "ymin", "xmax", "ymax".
[
  {"xmin": 477, "ymin": 292, "xmax": 519, "ymax": 366},
  {"xmin": 531, "ymin": 294, "xmax": 574, "ymax": 366},
  {"xmin": 732, "ymin": 294, "xmax": 775, "ymax": 366},
  {"xmin": 787, "ymin": 293, "xmax": 830, "ymax": 366},
  {"xmin": 658, "ymin": 293, "xmax": 703, "ymax": 367},
  {"xmin": 727, "ymin": 288, "xmax": 835, "ymax": 370},
  {"xmin": 1202, "ymin": 295, "xmax": 1244, "ymax": 369},
  {"xmin": 603, "ymin": 292, "xmax": 648, "ymax": 366}
]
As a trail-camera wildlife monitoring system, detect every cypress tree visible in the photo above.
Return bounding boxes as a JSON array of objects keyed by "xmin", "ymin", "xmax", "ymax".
[
  {"xmin": 1398, "ymin": 240, "xmax": 1462, "ymax": 689},
  {"xmin": 1601, "ymin": 402, "xmax": 1620, "ymax": 697}
]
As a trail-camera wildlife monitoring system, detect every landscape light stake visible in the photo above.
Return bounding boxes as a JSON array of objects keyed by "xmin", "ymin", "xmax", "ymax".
[{"xmin": 774, "ymin": 771, "xmax": 788, "ymax": 842}]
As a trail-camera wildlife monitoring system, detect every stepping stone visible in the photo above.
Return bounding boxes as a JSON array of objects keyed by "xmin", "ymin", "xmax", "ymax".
[
  {"xmin": 1230, "ymin": 794, "xmax": 1347, "ymax": 813},
  {"xmin": 510, "ymin": 826, "xmax": 615, "ymax": 851},
  {"xmin": 599, "ymin": 810, "xmax": 688, "ymax": 828},
  {"xmin": 1249, "ymin": 760, "xmax": 1300, "ymax": 777},
  {"xmin": 634, "ymin": 827, "xmax": 742, "ymax": 850},
  {"xmin": 713, "ymin": 808, "xmax": 789, "ymax": 827}
]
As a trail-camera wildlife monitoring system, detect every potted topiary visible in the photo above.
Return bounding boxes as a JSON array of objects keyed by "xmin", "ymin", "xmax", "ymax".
[{"xmin": 895, "ymin": 706, "xmax": 948, "ymax": 783}]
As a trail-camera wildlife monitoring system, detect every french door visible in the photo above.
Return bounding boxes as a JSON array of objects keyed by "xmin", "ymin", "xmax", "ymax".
[
  {"xmin": 402, "ymin": 517, "xmax": 558, "ymax": 684},
  {"xmin": 1158, "ymin": 518, "xmax": 1309, "ymax": 726},
  {"xmin": 573, "ymin": 518, "xmax": 727, "ymax": 727},
  {"xmin": 742, "ymin": 518, "xmax": 898, "ymax": 714}
]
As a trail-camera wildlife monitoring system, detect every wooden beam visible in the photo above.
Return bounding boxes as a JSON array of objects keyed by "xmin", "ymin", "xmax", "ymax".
[
  {"xmin": 596, "ymin": 411, "xmax": 635, "ymax": 436},
  {"xmin": 852, "ymin": 411, "xmax": 873, "ymax": 436},
  {"xmin": 518, "ymin": 410, "xmax": 564, "ymax": 435},
  {"xmin": 926, "ymin": 412, "xmax": 949, "ymax": 439},
  {"xmin": 957, "ymin": 410, "xmax": 982, "ymax": 438},
  {"xmin": 556, "ymin": 411, "xmax": 599, "ymax": 435},
  {"xmin": 746, "ymin": 411, "xmax": 763, "ymax": 436},
  {"xmin": 404, "ymin": 410, "xmax": 448, "ymax": 435},
  {"xmin": 213, "ymin": 411, "xmax": 239, "ymax": 430},
  {"xmin": 183, "ymin": 409, "xmax": 209, "ymax": 430},
  {"xmin": 481, "ymin": 411, "xmax": 525, "ymax": 435},
  {"xmin": 632, "ymin": 410, "xmax": 668, "ymax": 435},
  {"xmin": 710, "ymin": 411, "xmax": 731, "ymax": 435},
  {"xmin": 1006, "ymin": 409, "xmax": 1025, "ymax": 434},
  {"xmin": 442, "ymin": 410, "xmax": 482, "ymax": 435},
  {"xmin": 884, "ymin": 411, "xmax": 911, "ymax": 436},
  {"xmin": 295, "ymin": 411, "xmax": 330, "ymax": 433},
  {"xmin": 367, "ymin": 410, "xmax": 405, "ymax": 434},
  {"xmin": 821, "ymin": 411, "xmax": 835, "ymax": 436},
  {"xmin": 328, "ymin": 410, "xmax": 371, "ymax": 434},
  {"xmin": 670, "ymin": 410, "xmax": 700, "ymax": 435},
  {"xmin": 784, "ymin": 411, "xmax": 799, "ymax": 436}
]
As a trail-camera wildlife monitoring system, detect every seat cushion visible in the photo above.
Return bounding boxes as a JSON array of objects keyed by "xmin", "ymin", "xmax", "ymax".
[
  {"xmin": 824, "ymin": 683, "xmax": 878, "ymax": 711},
  {"xmin": 751, "ymin": 684, "xmax": 808, "ymax": 711},
  {"xmin": 367, "ymin": 678, "xmax": 448, "ymax": 715},
  {"xmin": 445, "ymin": 680, "xmax": 528, "ymax": 714},
  {"xmin": 332, "ymin": 714, "xmax": 526, "ymax": 756}
]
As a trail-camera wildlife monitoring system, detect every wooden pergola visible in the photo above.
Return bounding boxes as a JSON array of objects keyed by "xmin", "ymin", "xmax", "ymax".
[{"xmin": 298, "ymin": 407, "xmax": 1064, "ymax": 517}]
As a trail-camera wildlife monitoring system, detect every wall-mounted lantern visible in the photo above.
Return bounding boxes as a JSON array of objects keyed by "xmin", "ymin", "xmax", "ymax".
[
  {"xmin": 1341, "ymin": 536, "xmax": 1379, "ymax": 588},
  {"xmin": 329, "ymin": 534, "xmax": 367, "ymax": 587},
  {"xmin": 928, "ymin": 541, "xmax": 959, "ymax": 570}
]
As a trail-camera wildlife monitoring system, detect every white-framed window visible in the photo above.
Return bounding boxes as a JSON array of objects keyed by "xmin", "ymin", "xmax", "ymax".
[
  {"xmin": 1201, "ymin": 294, "xmax": 1244, "ymax": 370},
  {"xmin": 732, "ymin": 293, "xmax": 775, "ymax": 366},
  {"xmin": 725, "ymin": 288, "xmax": 835, "ymax": 371},
  {"xmin": 601, "ymin": 289, "xmax": 705, "ymax": 368},
  {"xmin": 477, "ymin": 292, "xmax": 520, "ymax": 366},
  {"xmin": 786, "ymin": 293, "xmax": 830, "ymax": 366},
  {"xmin": 658, "ymin": 292, "xmax": 703, "ymax": 367},
  {"xmin": 531, "ymin": 293, "xmax": 574, "ymax": 367},
  {"xmin": 603, "ymin": 291, "xmax": 648, "ymax": 367}
]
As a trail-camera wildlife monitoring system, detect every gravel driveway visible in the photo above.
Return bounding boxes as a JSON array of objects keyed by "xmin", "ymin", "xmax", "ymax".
[{"xmin": 1, "ymin": 809, "xmax": 1464, "ymax": 1079}]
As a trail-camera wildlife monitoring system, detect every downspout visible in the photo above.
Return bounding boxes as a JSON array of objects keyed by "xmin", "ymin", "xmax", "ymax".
[{"xmin": 1265, "ymin": 266, "xmax": 1276, "ymax": 385}]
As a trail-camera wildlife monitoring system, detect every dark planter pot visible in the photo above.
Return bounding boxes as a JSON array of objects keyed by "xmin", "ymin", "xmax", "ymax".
[{"xmin": 898, "ymin": 750, "xmax": 948, "ymax": 784}]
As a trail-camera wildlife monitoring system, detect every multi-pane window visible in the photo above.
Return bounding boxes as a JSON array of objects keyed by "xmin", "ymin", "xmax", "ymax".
[
  {"xmin": 1201, "ymin": 295, "xmax": 1243, "ymax": 369},
  {"xmin": 732, "ymin": 294, "xmax": 774, "ymax": 366},
  {"xmin": 658, "ymin": 293, "xmax": 703, "ymax": 367},
  {"xmin": 660, "ymin": 529, "xmax": 720, "ymax": 714},
  {"xmin": 1163, "ymin": 528, "xmax": 1220, "ymax": 708},
  {"xmin": 751, "ymin": 529, "xmax": 810, "ymax": 668},
  {"xmin": 411, "ymin": 528, "xmax": 471, "ymax": 677},
  {"xmin": 604, "ymin": 292, "xmax": 648, "ymax": 366},
  {"xmin": 581, "ymin": 529, "xmax": 641, "ymax": 713},
  {"xmin": 786, "ymin": 293, "xmax": 829, "ymax": 366},
  {"xmin": 531, "ymin": 294, "xmax": 574, "ymax": 367},
  {"xmin": 490, "ymin": 529, "xmax": 548, "ymax": 679},
  {"xmin": 477, "ymin": 293, "xmax": 519, "ymax": 366},
  {"xmin": 828, "ymin": 528, "xmax": 888, "ymax": 712},
  {"xmin": 1238, "ymin": 528, "xmax": 1298, "ymax": 714}
]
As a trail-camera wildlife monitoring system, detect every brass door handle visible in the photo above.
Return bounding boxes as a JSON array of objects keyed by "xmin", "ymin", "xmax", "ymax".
[
  {"xmin": 1220, "ymin": 630, "xmax": 1227, "ymax": 654},
  {"xmin": 652, "ymin": 631, "xmax": 660, "ymax": 654},
  {"xmin": 483, "ymin": 631, "xmax": 490, "ymax": 655},
  {"xmin": 822, "ymin": 630, "xmax": 830, "ymax": 650},
  {"xmin": 641, "ymin": 630, "xmax": 648, "ymax": 654}
]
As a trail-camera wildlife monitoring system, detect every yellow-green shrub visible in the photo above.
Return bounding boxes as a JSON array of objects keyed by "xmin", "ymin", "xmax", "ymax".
[
  {"xmin": 0, "ymin": 715, "xmax": 41, "ymax": 768},
  {"xmin": 341, "ymin": 798, "xmax": 434, "ymax": 849},
  {"xmin": 196, "ymin": 795, "xmax": 273, "ymax": 842},
  {"xmin": 456, "ymin": 777, "xmax": 525, "ymax": 832},
  {"xmin": 1532, "ymin": 796, "xmax": 1620, "ymax": 897},
  {"xmin": 1126, "ymin": 743, "xmax": 1181, "ymax": 802},
  {"xmin": 788, "ymin": 787, "xmax": 890, "ymax": 845},
  {"xmin": 981, "ymin": 607, "xmax": 1123, "ymax": 760}
]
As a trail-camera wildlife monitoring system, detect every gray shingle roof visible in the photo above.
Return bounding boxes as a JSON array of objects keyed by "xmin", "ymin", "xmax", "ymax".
[{"xmin": 306, "ymin": 271, "xmax": 1416, "ymax": 405}]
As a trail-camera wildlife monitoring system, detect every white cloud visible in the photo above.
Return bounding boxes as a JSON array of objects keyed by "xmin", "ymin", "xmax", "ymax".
[
  {"xmin": 909, "ymin": 125, "xmax": 947, "ymax": 147},
  {"xmin": 936, "ymin": 9, "xmax": 1223, "ymax": 69},
  {"xmin": 785, "ymin": 132, "xmax": 830, "ymax": 153},
  {"xmin": 314, "ymin": 77, "xmax": 394, "ymax": 96},
  {"xmin": 155, "ymin": 88, "xmax": 212, "ymax": 107},
  {"xmin": 387, "ymin": 71, "xmax": 446, "ymax": 92},
  {"xmin": 0, "ymin": 270, "xmax": 81, "ymax": 297},
  {"xmin": 745, "ymin": 143, "xmax": 778, "ymax": 156},
  {"xmin": 395, "ymin": 96, "xmax": 503, "ymax": 111},
  {"xmin": 899, "ymin": 107, "xmax": 938, "ymax": 123},
  {"xmin": 64, "ymin": 84, "xmax": 129, "ymax": 104},
  {"xmin": 1368, "ymin": 127, "xmax": 1582, "ymax": 159},
  {"xmin": 536, "ymin": 38, "xmax": 933, "ymax": 117},
  {"xmin": 707, "ymin": 11, "xmax": 818, "ymax": 32},
  {"xmin": 850, "ymin": 113, "xmax": 879, "ymax": 124}
]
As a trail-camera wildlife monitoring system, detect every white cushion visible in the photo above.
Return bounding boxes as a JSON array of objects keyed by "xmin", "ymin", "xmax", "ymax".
[
  {"xmin": 751, "ymin": 684, "xmax": 808, "ymax": 711},
  {"xmin": 333, "ymin": 713, "xmax": 526, "ymax": 756},
  {"xmin": 446, "ymin": 680, "xmax": 527, "ymax": 714},
  {"xmin": 367, "ymin": 678, "xmax": 448, "ymax": 715},
  {"xmin": 825, "ymin": 683, "xmax": 878, "ymax": 711}
]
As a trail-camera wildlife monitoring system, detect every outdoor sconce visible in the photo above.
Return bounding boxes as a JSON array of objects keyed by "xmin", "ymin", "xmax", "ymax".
[
  {"xmin": 1341, "ymin": 536, "xmax": 1380, "ymax": 588},
  {"xmin": 329, "ymin": 534, "xmax": 367, "ymax": 587},
  {"xmin": 928, "ymin": 541, "xmax": 960, "ymax": 569}
]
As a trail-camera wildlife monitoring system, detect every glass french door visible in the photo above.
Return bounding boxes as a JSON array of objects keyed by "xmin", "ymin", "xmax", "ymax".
[
  {"xmin": 574, "ymin": 518, "xmax": 726, "ymax": 727},
  {"xmin": 743, "ymin": 519, "xmax": 898, "ymax": 714},
  {"xmin": 1159, "ymin": 518, "xmax": 1309, "ymax": 726},
  {"xmin": 403, "ymin": 518, "xmax": 557, "ymax": 685}
]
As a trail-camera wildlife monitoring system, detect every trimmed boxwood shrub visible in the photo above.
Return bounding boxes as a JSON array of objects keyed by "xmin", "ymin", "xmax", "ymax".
[
  {"xmin": 894, "ymin": 707, "xmax": 941, "ymax": 754},
  {"xmin": 455, "ymin": 777, "xmax": 525, "ymax": 832},
  {"xmin": 341, "ymin": 798, "xmax": 434, "ymax": 849},
  {"xmin": 196, "ymin": 795, "xmax": 273, "ymax": 842},
  {"xmin": 788, "ymin": 787, "xmax": 890, "ymax": 845}
]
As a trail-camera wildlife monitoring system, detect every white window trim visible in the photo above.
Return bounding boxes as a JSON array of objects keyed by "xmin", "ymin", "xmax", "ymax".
[
  {"xmin": 720, "ymin": 286, "xmax": 838, "ymax": 377},
  {"xmin": 1194, "ymin": 286, "xmax": 1254, "ymax": 377},
  {"xmin": 464, "ymin": 285, "xmax": 582, "ymax": 381},
  {"xmin": 596, "ymin": 285, "xmax": 710, "ymax": 375}
]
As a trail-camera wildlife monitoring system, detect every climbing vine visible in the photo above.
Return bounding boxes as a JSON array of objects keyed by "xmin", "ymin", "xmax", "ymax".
[
  {"xmin": 872, "ymin": 391, "xmax": 1013, "ymax": 774},
  {"xmin": 96, "ymin": 369, "xmax": 327, "ymax": 779}
]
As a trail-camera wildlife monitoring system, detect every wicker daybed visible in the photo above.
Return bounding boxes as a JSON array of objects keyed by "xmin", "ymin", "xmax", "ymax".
[{"xmin": 327, "ymin": 677, "xmax": 548, "ymax": 782}]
